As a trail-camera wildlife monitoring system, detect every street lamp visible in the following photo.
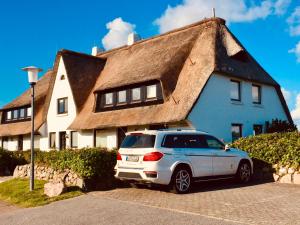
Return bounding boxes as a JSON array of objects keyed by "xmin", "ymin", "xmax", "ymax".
[{"xmin": 22, "ymin": 66, "xmax": 42, "ymax": 191}]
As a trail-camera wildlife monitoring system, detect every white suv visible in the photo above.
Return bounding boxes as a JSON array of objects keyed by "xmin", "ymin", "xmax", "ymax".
[{"xmin": 115, "ymin": 129, "xmax": 253, "ymax": 194}]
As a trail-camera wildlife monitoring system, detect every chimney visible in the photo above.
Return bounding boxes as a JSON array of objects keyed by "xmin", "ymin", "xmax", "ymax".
[
  {"xmin": 127, "ymin": 33, "xmax": 141, "ymax": 46},
  {"xmin": 91, "ymin": 46, "xmax": 103, "ymax": 56}
]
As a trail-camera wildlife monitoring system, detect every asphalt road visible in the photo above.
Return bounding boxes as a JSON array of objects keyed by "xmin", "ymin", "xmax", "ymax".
[
  {"xmin": 0, "ymin": 180, "xmax": 299, "ymax": 225},
  {"xmin": 0, "ymin": 195, "xmax": 244, "ymax": 225}
]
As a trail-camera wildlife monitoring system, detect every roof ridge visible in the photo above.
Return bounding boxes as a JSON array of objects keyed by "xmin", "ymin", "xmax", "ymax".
[
  {"xmin": 96, "ymin": 17, "xmax": 226, "ymax": 56},
  {"xmin": 58, "ymin": 49, "xmax": 106, "ymax": 61}
]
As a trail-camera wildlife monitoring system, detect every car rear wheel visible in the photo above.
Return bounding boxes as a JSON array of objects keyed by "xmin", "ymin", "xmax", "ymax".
[
  {"xmin": 170, "ymin": 167, "xmax": 192, "ymax": 194},
  {"xmin": 236, "ymin": 161, "xmax": 251, "ymax": 183}
]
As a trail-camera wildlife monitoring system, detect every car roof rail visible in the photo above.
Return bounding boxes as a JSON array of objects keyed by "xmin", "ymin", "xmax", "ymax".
[{"xmin": 157, "ymin": 128, "xmax": 208, "ymax": 133}]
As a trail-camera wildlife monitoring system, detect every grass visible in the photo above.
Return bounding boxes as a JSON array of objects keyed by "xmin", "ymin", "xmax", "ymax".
[{"xmin": 0, "ymin": 178, "xmax": 83, "ymax": 207}]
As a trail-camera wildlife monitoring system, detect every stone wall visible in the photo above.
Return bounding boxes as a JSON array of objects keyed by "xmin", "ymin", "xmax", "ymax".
[
  {"xmin": 13, "ymin": 164, "xmax": 84, "ymax": 189},
  {"xmin": 273, "ymin": 165, "xmax": 300, "ymax": 185}
]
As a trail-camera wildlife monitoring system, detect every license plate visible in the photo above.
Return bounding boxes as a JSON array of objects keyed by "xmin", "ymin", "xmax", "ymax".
[{"xmin": 126, "ymin": 155, "xmax": 139, "ymax": 162}]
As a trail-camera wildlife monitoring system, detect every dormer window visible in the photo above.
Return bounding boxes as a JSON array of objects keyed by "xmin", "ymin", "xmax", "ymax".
[
  {"xmin": 6, "ymin": 111, "xmax": 12, "ymax": 121},
  {"xmin": 105, "ymin": 93, "xmax": 113, "ymax": 105},
  {"xmin": 118, "ymin": 90, "xmax": 127, "ymax": 104},
  {"xmin": 3, "ymin": 106, "xmax": 31, "ymax": 123},
  {"xmin": 95, "ymin": 80, "xmax": 163, "ymax": 112},
  {"xmin": 131, "ymin": 88, "xmax": 141, "ymax": 102},
  {"xmin": 27, "ymin": 107, "xmax": 32, "ymax": 118},
  {"xmin": 146, "ymin": 84, "xmax": 157, "ymax": 99}
]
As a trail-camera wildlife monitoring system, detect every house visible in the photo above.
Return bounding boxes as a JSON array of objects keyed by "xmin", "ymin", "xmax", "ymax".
[{"xmin": 0, "ymin": 17, "xmax": 292, "ymax": 151}]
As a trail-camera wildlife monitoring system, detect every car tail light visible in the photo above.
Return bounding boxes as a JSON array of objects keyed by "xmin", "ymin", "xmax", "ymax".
[
  {"xmin": 117, "ymin": 152, "xmax": 122, "ymax": 161},
  {"xmin": 143, "ymin": 152, "xmax": 163, "ymax": 161}
]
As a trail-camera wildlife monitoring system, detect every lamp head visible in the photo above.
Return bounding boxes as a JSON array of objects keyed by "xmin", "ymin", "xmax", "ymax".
[{"xmin": 22, "ymin": 66, "xmax": 42, "ymax": 85}]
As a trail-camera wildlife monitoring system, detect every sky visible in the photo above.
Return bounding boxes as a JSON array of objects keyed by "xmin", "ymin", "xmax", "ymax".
[{"xmin": 0, "ymin": 0, "xmax": 299, "ymax": 127}]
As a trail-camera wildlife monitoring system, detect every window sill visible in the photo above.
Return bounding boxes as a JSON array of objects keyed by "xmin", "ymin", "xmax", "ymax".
[
  {"xmin": 231, "ymin": 101, "xmax": 243, "ymax": 105},
  {"xmin": 57, "ymin": 113, "xmax": 68, "ymax": 117},
  {"xmin": 253, "ymin": 104, "xmax": 263, "ymax": 108}
]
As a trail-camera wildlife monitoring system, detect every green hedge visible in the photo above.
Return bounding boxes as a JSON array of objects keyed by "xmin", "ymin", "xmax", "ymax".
[
  {"xmin": 0, "ymin": 148, "xmax": 27, "ymax": 175},
  {"xmin": 231, "ymin": 132, "xmax": 300, "ymax": 168},
  {"xmin": 0, "ymin": 148, "xmax": 117, "ymax": 179}
]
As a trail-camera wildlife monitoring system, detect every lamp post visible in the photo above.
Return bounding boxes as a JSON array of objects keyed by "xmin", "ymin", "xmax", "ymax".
[{"xmin": 22, "ymin": 66, "xmax": 42, "ymax": 191}]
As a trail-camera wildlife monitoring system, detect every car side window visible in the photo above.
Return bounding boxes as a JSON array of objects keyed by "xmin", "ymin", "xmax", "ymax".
[
  {"xmin": 205, "ymin": 135, "xmax": 225, "ymax": 150},
  {"xmin": 162, "ymin": 134, "xmax": 208, "ymax": 148}
]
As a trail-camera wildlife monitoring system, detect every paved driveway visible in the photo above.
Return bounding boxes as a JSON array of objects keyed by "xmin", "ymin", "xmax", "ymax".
[{"xmin": 0, "ymin": 181, "xmax": 299, "ymax": 225}]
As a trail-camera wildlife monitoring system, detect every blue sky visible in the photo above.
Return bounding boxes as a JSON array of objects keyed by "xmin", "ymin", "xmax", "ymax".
[{"xmin": 0, "ymin": 0, "xmax": 299, "ymax": 126}]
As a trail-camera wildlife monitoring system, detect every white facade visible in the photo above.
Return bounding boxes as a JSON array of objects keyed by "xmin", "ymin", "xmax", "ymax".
[
  {"xmin": 1, "ymin": 71, "xmax": 290, "ymax": 151},
  {"xmin": 188, "ymin": 73, "xmax": 288, "ymax": 142}
]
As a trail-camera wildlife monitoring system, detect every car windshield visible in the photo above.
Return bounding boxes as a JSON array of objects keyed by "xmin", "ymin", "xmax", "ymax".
[{"xmin": 121, "ymin": 134, "xmax": 156, "ymax": 148}]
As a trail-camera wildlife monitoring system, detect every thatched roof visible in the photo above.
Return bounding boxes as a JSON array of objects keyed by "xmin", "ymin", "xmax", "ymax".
[
  {"xmin": 0, "ymin": 50, "xmax": 105, "ymax": 137},
  {"xmin": 69, "ymin": 17, "xmax": 292, "ymax": 130},
  {"xmin": 60, "ymin": 50, "xmax": 106, "ymax": 111},
  {"xmin": 0, "ymin": 70, "xmax": 55, "ymax": 136}
]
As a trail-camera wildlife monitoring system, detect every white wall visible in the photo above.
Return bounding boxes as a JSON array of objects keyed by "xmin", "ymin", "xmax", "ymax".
[
  {"xmin": 78, "ymin": 130, "xmax": 93, "ymax": 148},
  {"xmin": 46, "ymin": 57, "xmax": 77, "ymax": 150},
  {"xmin": 188, "ymin": 73, "xmax": 288, "ymax": 142}
]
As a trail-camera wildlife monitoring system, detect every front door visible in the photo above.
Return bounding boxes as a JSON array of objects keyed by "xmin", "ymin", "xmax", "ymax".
[
  {"xmin": 17, "ymin": 135, "xmax": 23, "ymax": 151},
  {"xmin": 59, "ymin": 132, "xmax": 66, "ymax": 150}
]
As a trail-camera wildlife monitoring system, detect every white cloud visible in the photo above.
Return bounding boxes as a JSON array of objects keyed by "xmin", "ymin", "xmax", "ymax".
[
  {"xmin": 288, "ymin": 41, "xmax": 300, "ymax": 63},
  {"xmin": 274, "ymin": 0, "xmax": 291, "ymax": 15},
  {"xmin": 102, "ymin": 17, "xmax": 136, "ymax": 50},
  {"xmin": 287, "ymin": 6, "xmax": 300, "ymax": 36},
  {"xmin": 291, "ymin": 93, "xmax": 300, "ymax": 129},
  {"xmin": 155, "ymin": 0, "xmax": 291, "ymax": 33},
  {"xmin": 281, "ymin": 87, "xmax": 292, "ymax": 103}
]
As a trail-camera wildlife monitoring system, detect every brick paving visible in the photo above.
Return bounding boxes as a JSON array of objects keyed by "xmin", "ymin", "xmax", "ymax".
[{"xmin": 92, "ymin": 181, "xmax": 300, "ymax": 225}]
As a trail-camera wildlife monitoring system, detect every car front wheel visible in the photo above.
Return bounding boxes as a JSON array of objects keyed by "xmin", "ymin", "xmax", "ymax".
[
  {"xmin": 236, "ymin": 161, "xmax": 251, "ymax": 183},
  {"xmin": 170, "ymin": 167, "xmax": 192, "ymax": 194}
]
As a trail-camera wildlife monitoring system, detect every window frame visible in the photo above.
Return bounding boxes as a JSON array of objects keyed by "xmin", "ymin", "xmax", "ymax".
[
  {"xmin": 70, "ymin": 131, "xmax": 79, "ymax": 148},
  {"xmin": 146, "ymin": 84, "xmax": 157, "ymax": 100},
  {"xmin": 252, "ymin": 84, "xmax": 261, "ymax": 104},
  {"xmin": 230, "ymin": 80, "xmax": 241, "ymax": 102},
  {"xmin": 57, "ymin": 97, "xmax": 68, "ymax": 114},
  {"xmin": 104, "ymin": 92, "xmax": 114, "ymax": 106},
  {"xmin": 117, "ymin": 90, "xmax": 127, "ymax": 104},
  {"xmin": 253, "ymin": 124, "xmax": 263, "ymax": 135},
  {"xmin": 131, "ymin": 87, "xmax": 142, "ymax": 102},
  {"xmin": 49, "ymin": 132, "xmax": 56, "ymax": 149},
  {"xmin": 231, "ymin": 124, "xmax": 243, "ymax": 142}
]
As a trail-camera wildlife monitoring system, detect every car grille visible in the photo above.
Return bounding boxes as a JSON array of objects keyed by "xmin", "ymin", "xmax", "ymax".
[{"xmin": 118, "ymin": 172, "xmax": 142, "ymax": 179}]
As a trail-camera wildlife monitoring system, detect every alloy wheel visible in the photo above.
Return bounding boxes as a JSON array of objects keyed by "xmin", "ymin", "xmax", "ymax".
[{"xmin": 175, "ymin": 170, "xmax": 191, "ymax": 192}]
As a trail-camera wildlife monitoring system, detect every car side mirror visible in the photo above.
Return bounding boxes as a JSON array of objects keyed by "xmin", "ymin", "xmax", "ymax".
[{"xmin": 224, "ymin": 144, "xmax": 230, "ymax": 151}]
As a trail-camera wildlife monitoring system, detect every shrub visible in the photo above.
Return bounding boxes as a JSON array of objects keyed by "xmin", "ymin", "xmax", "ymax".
[
  {"xmin": 266, "ymin": 119, "xmax": 297, "ymax": 133},
  {"xmin": 231, "ymin": 132, "xmax": 300, "ymax": 168},
  {"xmin": 0, "ymin": 148, "xmax": 117, "ymax": 180},
  {"xmin": 0, "ymin": 148, "xmax": 27, "ymax": 175}
]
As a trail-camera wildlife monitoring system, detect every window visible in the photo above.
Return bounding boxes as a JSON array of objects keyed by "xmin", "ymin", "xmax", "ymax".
[
  {"xmin": 60, "ymin": 75, "xmax": 65, "ymax": 80},
  {"xmin": 49, "ymin": 132, "xmax": 56, "ymax": 149},
  {"xmin": 146, "ymin": 84, "xmax": 157, "ymax": 99},
  {"xmin": 57, "ymin": 98, "xmax": 68, "ymax": 114},
  {"xmin": 252, "ymin": 85, "xmax": 261, "ymax": 104},
  {"xmin": 121, "ymin": 134, "xmax": 156, "ymax": 148},
  {"xmin": 95, "ymin": 81, "xmax": 163, "ymax": 112},
  {"xmin": 205, "ymin": 135, "xmax": 224, "ymax": 149},
  {"xmin": 13, "ymin": 110, "xmax": 18, "ymax": 120},
  {"xmin": 19, "ymin": 108, "xmax": 25, "ymax": 119},
  {"xmin": 71, "ymin": 131, "xmax": 78, "ymax": 148},
  {"xmin": 162, "ymin": 135, "xmax": 208, "ymax": 148},
  {"xmin": 27, "ymin": 107, "xmax": 32, "ymax": 118},
  {"xmin": 118, "ymin": 90, "xmax": 127, "ymax": 104},
  {"xmin": 6, "ymin": 111, "xmax": 11, "ymax": 120},
  {"xmin": 232, "ymin": 124, "xmax": 242, "ymax": 142},
  {"xmin": 253, "ymin": 125, "xmax": 263, "ymax": 135},
  {"xmin": 131, "ymin": 88, "xmax": 141, "ymax": 101},
  {"xmin": 105, "ymin": 93, "xmax": 113, "ymax": 105},
  {"xmin": 230, "ymin": 80, "xmax": 241, "ymax": 101}
]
